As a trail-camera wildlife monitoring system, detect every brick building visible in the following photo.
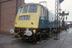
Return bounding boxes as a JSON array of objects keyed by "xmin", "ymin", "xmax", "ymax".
[{"xmin": 0, "ymin": 0, "xmax": 24, "ymax": 34}]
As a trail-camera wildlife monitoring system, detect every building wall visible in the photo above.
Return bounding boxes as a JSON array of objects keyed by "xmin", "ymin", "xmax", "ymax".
[
  {"xmin": 0, "ymin": 0, "xmax": 8, "ymax": 2},
  {"xmin": 0, "ymin": 0, "xmax": 24, "ymax": 33},
  {"xmin": 0, "ymin": 0, "xmax": 16, "ymax": 33},
  {"xmin": 17, "ymin": 0, "xmax": 24, "ymax": 7},
  {"xmin": 0, "ymin": 4, "xmax": 1, "ymax": 31}
]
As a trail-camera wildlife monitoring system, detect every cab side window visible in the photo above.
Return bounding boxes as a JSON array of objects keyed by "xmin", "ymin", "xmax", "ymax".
[{"xmin": 40, "ymin": 7, "xmax": 48, "ymax": 20}]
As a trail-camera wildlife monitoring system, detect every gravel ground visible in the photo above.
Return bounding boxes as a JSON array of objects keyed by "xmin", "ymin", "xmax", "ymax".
[{"xmin": 0, "ymin": 28, "xmax": 72, "ymax": 48}]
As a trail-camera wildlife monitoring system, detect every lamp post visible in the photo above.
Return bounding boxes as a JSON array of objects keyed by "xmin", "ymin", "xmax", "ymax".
[{"xmin": 54, "ymin": 0, "xmax": 61, "ymax": 40}]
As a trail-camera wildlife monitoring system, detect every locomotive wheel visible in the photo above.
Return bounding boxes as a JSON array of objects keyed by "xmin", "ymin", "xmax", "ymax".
[
  {"xmin": 32, "ymin": 37, "xmax": 37, "ymax": 44},
  {"xmin": 54, "ymin": 37, "xmax": 59, "ymax": 40}
]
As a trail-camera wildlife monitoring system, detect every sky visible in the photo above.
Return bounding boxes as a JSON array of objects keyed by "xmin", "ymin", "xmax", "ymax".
[
  {"xmin": 25, "ymin": 0, "xmax": 72, "ymax": 21},
  {"xmin": 61, "ymin": 0, "xmax": 72, "ymax": 21}
]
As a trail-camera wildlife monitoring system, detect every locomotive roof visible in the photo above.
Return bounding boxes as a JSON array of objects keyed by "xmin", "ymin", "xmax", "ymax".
[{"xmin": 19, "ymin": 3, "xmax": 48, "ymax": 10}]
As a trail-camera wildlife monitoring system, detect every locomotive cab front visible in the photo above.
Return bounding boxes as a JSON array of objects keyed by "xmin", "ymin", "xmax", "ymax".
[{"xmin": 15, "ymin": 4, "xmax": 40, "ymax": 28}]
